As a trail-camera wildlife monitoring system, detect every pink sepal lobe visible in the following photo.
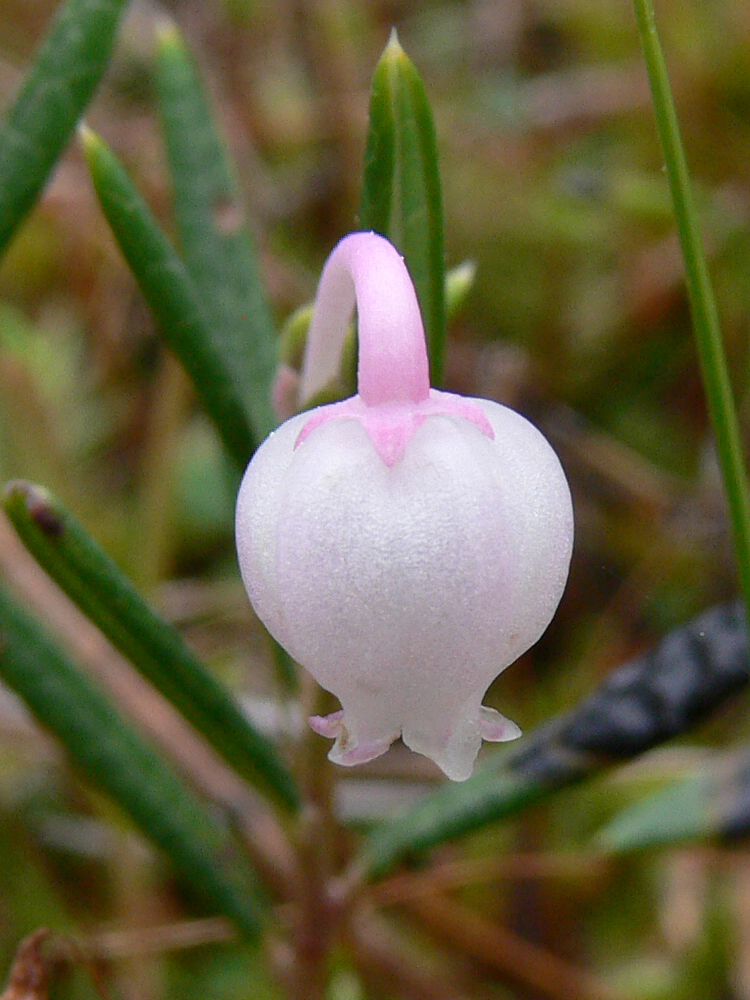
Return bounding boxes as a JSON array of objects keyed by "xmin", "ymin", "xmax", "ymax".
[
  {"xmin": 295, "ymin": 389, "xmax": 495, "ymax": 467},
  {"xmin": 479, "ymin": 705, "xmax": 522, "ymax": 742}
]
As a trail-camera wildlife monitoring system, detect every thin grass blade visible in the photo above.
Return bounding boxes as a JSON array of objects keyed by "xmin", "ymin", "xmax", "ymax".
[
  {"xmin": 0, "ymin": 0, "xmax": 130, "ymax": 257},
  {"xmin": 633, "ymin": 0, "xmax": 750, "ymax": 632},
  {"xmin": 0, "ymin": 584, "xmax": 264, "ymax": 937},
  {"xmin": 80, "ymin": 126, "xmax": 256, "ymax": 468},
  {"xmin": 4, "ymin": 480, "xmax": 299, "ymax": 812},
  {"xmin": 359, "ymin": 32, "xmax": 446, "ymax": 385},
  {"xmin": 155, "ymin": 24, "xmax": 278, "ymax": 443}
]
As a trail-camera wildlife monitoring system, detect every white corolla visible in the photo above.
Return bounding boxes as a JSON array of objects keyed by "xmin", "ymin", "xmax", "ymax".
[{"xmin": 236, "ymin": 232, "xmax": 573, "ymax": 781}]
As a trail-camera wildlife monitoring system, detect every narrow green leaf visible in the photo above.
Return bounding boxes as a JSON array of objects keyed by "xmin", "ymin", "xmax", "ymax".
[
  {"xmin": 597, "ymin": 772, "xmax": 713, "ymax": 853},
  {"xmin": 633, "ymin": 0, "xmax": 750, "ymax": 636},
  {"xmin": 4, "ymin": 480, "xmax": 299, "ymax": 812},
  {"xmin": 359, "ymin": 41, "xmax": 395, "ymax": 238},
  {"xmin": 0, "ymin": 584, "xmax": 263, "ymax": 937},
  {"xmin": 155, "ymin": 23, "xmax": 278, "ymax": 443},
  {"xmin": 598, "ymin": 747, "xmax": 750, "ymax": 852},
  {"xmin": 359, "ymin": 31, "xmax": 446, "ymax": 385},
  {"xmin": 353, "ymin": 757, "xmax": 553, "ymax": 881},
  {"xmin": 80, "ymin": 126, "xmax": 256, "ymax": 468},
  {"xmin": 0, "ymin": 0, "xmax": 130, "ymax": 257}
]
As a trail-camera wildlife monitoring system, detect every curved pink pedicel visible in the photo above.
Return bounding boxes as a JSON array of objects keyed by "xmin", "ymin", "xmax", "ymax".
[
  {"xmin": 299, "ymin": 232, "xmax": 430, "ymax": 406},
  {"xmin": 294, "ymin": 232, "xmax": 494, "ymax": 466}
]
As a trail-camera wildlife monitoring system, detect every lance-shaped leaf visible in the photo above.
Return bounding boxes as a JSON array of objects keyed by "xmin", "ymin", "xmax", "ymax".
[
  {"xmin": 596, "ymin": 770, "xmax": 713, "ymax": 853},
  {"xmin": 359, "ymin": 31, "xmax": 446, "ymax": 386},
  {"xmin": 355, "ymin": 600, "xmax": 748, "ymax": 879},
  {"xmin": 0, "ymin": 584, "xmax": 263, "ymax": 937},
  {"xmin": 0, "ymin": 0, "xmax": 130, "ymax": 257},
  {"xmin": 155, "ymin": 23, "xmax": 278, "ymax": 444},
  {"xmin": 80, "ymin": 126, "xmax": 256, "ymax": 468},
  {"xmin": 4, "ymin": 480, "xmax": 299, "ymax": 811},
  {"xmin": 598, "ymin": 747, "xmax": 750, "ymax": 852}
]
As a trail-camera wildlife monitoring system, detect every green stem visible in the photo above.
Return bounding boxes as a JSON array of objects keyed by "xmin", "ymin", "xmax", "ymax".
[{"xmin": 633, "ymin": 0, "xmax": 750, "ymax": 616}]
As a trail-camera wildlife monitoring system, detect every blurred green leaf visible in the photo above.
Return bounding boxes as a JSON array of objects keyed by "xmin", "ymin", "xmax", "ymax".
[
  {"xmin": 278, "ymin": 304, "xmax": 314, "ymax": 371},
  {"xmin": 155, "ymin": 23, "xmax": 278, "ymax": 444},
  {"xmin": 0, "ymin": 583, "xmax": 264, "ymax": 937},
  {"xmin": 445, "ymin": 261, "xmax": 476, "ymax": 321},
  {"xmin": 353, "ymin": 757, "xmax": 550, "ymax": 881},
  {"xmin": 80, "ymin": 126, "xmax": 257, "ymax": 469},
  {"xmin": 0, "ymin": 0, "xmax": 130, "ymax": 258},
  {"xmin": 359, "ymin": 30, "xmax": 446, "ymax": 385},
  {"xmin": 596, "ymin": 771, "xmax": 712, "ymax": 853},
  {"xmin": 4, "ymin": 480, "xmax": 299, "ymax": 812},
  {"xmin": 175, "ymin": 417, "xmax": 236, "ymax": 547}
]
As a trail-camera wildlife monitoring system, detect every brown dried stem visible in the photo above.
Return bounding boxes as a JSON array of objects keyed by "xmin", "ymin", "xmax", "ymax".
[
  {"xmin": 347, "ymin": 906, "xmax": 475, "ymax": 1000},
  {"xmin": 401, "ymin": 891, "xmax": 627, "ymax": 1000}
]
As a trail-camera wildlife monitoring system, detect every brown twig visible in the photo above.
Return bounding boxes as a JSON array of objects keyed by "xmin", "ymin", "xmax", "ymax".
[
  {"xmin": 375, "ymin": 852, "xmax": 609, "ymax": 906},
  {"xmin": 1, "ymin": 930, "xmax": 52, "ymax": 1000},
  {"xmin": 347, "ymin": 906, "xmax": 475, "ymax": 1000},
  {"xmin": 401, "ymin": 891, "xmax": 627, "ymax": 1000},
  {"xmin": 284, "ymin": 679, "xmax": 342, "ymax": 1000},
  {"xmin": 58, "ymin": 918, "xmax": 236, "ymax": 960},
  {"xmin": 1, "ymin": 929, "xmax": 115, "ymax": 1000}
]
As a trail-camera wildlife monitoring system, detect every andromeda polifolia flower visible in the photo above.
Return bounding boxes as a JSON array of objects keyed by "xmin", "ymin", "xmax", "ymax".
[{"xmin": 236, "ymin": 232, "xmax": 573, "ymax": 780}]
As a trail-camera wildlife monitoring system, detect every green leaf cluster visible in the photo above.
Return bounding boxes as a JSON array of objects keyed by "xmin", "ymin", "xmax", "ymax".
[{"xmin": 0, "ymin": 0, "xmax": 749, "ymax": 983}]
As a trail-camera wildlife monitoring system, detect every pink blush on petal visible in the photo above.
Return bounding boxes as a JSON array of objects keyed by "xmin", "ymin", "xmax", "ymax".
[{"xmin": 295, "ymin": 388, "xmax": 495, "ymax": 467}]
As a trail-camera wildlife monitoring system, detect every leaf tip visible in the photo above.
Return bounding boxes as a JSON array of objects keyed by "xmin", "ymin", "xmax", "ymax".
[
  {"xmin": 3, "ymin": 478, "xmax": 37, "ymax": 514},
  {"xmin": 378, "ymin": 27, "xmax": 411, "ymax": 72},
  {"xmin": 77, "ymin": 123, "xmax": 105, "ymax": 163},
  {"xmin": 382, "ymin": 26, "xmax": 408, "ymax": 67},
  {"xmin": 387, "ymin": 26, "xmax": 401, "ymax": 49},
  {"xmin": 446, "ymin": 260, "xmax": 477, "ymax": 320},
  {"xmin": 154, "ymin": 16, "xmax": 184, "ymax": 53},
  {"xmin": 4, "ymin": 480, "xmax": 64, "ymax": 538}
]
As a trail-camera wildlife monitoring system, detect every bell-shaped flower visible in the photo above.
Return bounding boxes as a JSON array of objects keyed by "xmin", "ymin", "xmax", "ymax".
[{"xmin": 236, "ymin": 232, "xmax": 573, "ymax": 781}]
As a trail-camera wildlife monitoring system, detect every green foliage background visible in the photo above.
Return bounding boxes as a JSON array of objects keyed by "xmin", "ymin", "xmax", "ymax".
[{"xmin": 1, "ymin": 1, "xmax": 750, "ymax": 998}]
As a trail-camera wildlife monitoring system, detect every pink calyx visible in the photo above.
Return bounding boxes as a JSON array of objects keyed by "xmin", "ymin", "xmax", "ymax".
[{"xmin": 295, "ymin": 389, "xmax": 495, "ymax": 467}]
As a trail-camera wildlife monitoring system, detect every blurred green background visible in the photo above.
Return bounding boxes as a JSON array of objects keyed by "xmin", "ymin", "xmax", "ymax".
[{"xmin": 2, "ymin": 0, "xmax": 750, "ymax": 998}]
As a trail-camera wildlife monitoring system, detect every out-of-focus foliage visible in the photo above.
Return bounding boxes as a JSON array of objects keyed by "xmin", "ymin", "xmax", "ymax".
[{"xmin": 1, "ymin": 1, "xmax": 750, "ymax": 999}]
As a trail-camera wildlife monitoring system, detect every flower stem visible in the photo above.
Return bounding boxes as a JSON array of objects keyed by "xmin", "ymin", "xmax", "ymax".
[{"xmin": 633, "ymin": 0, "xmax": 750, "ymax": 618}]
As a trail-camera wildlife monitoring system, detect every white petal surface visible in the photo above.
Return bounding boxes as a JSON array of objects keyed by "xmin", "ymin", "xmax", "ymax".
[{"xmin": 236, "ymin": 397, "xmax": 573, "ymax": 780}]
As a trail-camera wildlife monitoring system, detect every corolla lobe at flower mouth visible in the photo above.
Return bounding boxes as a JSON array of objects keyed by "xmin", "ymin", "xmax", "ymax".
[{"xmin": 235, "ymin": 231, "xmax": 574, "ymax": 781}]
